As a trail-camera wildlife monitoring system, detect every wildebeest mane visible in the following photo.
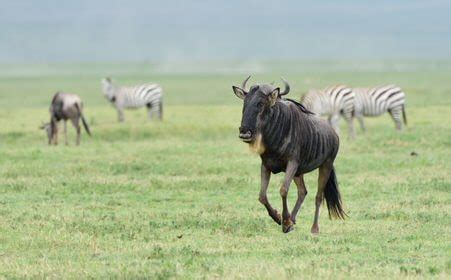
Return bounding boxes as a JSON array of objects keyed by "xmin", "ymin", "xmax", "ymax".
[{"xmin": 284, "ymin": 98, "xmax": 314, "ymax": 115}]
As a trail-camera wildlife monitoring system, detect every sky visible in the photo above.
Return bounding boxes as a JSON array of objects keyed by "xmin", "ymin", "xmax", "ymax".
[{"xmin": 0, "ymin": 0, "xmax": 450, "ymax": 62}]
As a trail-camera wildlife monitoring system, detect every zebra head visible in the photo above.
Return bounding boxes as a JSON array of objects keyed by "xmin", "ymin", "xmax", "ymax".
[
  {"xmin": 301, "ymin": 89, "xmax": 323, "ymax": 116},
  {"xmin": 101, "ymin": 77, "xmax": 115, "ymax": 101}
]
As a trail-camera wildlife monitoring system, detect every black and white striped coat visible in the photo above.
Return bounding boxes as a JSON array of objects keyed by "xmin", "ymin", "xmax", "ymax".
[
  {"xmin": 301, "ymin": 85, "xmax": 356, "ymax": 138},
  {"xmin": 101, "ymin": 77, "xmax": 163, "ymax": 122},
  {"xmin": 353, "ymin": 85, "xmax": 407, "ymax": 131}
]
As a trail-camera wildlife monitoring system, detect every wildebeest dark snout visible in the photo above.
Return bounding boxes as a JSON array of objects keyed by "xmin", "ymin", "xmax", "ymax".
[{"xmin": 239, "ymin": 127, "xmax": 253, "ymax": 142}]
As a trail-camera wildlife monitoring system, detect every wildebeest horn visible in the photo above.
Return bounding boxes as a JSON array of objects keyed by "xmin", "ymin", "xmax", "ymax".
[
  {"xmin": 241, "ymin": 75, "xmax": 251, "ymax": 91},
  {"xmin": 279, "ymin": 78, "xmax": 290, "ymax": 96}
]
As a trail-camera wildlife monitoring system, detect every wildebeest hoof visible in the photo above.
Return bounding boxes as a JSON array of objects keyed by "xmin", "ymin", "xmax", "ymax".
[
  {"xmin": 311, "ymin": 226, "xmax": 319, "ymax": 235},
  {"xmin": 270, "ymin": 211, "xmax": 282, "ymax": 225},
  {"xmin": 282, "ymin": 220, "xmax": 294, "ymax": 233}
]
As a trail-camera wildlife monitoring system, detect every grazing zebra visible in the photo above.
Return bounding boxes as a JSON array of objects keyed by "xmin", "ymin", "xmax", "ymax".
[
  {"xmin": 301, "ymin": 85, "xmax": 356, "ymax": 138},
  {"xmin": 353, "ymin": 85, "xmax": 407, "ymax": 131},
  {"xmin": 101, "ymin": 77, "xmax": 163, "ymax": 122}
]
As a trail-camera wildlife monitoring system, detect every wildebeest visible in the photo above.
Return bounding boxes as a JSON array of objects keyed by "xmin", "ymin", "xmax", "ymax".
[
  {"xmin": 232, "ymin": 76, "xmax": 346, "ymax": 234},
  {"xmin": 41, "ymin": 92, "xmax": 91, "ymax": 145}
]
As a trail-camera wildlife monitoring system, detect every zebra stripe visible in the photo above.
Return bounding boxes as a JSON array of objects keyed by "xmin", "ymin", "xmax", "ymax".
[
  {"xmin": 301, "ymin": 85, "xmax": 356, "ymax": 137},
  {"xmin": 353, "ymin": 85, "xmax": 406, "ymax": 131}
]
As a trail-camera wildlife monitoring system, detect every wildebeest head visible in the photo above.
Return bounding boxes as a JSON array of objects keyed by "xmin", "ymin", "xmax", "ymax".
[
  {"xmin": 232, "ymin": 76, "xmax": 290, "ymax": 143},
  {"xmin": 39, "ymin": 122, "xmax": 53, "ymax": 144}
]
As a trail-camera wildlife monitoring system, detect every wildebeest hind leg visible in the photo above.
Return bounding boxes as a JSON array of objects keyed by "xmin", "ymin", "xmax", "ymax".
[
  {"xmin": 280, "ymin": 161, "xmax": 299, "ymax": 233},
  {"xmin": 291, "ymin": 175, "xmax": 307, "ymax": 224},
  {"xmin": 258, "ymin": 164, "xmax": 281, "ymax": 225},
  {"xmin": 311, "ymin": 162, "xmax": 333, "ymax": 234}
]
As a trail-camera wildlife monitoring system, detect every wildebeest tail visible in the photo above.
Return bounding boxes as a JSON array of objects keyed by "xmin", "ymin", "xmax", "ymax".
[
  {"xmin": 75, "ymin": 103, "xmax": 91, "ymax": 136},
  {"xmin": 324, "ymin": 167, "xmax": 347, "ymax": 219},
  {"xmin": 402, "ymin": 105, "xmax": 407, "ymax": 126}
]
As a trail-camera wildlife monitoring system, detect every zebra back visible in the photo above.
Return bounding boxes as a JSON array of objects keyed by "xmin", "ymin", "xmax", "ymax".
[
  {"xmin": 301, "ymin": 85, "xmax": 354, "ymax": 117},
  {"xmin": 353, "ymin": 85, "xmax": 405, "ymax": 116},
  {"xmin": 114, "ymin": 84, "xmax": 163, "ymax": 108}
]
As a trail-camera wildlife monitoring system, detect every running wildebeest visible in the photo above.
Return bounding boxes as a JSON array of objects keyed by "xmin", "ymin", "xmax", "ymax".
[
  {"xmin": 40, "ymin": 92, "xmax": 91, "ymax": 145},
  {"xmin": 232, "ymin": 76, "xmax": 346, "ymax": 234}
]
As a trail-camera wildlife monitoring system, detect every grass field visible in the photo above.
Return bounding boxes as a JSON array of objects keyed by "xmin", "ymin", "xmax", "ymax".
[{"xmin": 0, "ymin": 61, "xmax": 450, "ymax": 278}]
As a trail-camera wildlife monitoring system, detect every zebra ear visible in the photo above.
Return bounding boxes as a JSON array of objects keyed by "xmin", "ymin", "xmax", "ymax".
[
  {"xmin": 232, "ymin": 86, "xmax": 247, "ymax": 100},
  {"xmin": 269, "ymin": 88, "xmax": 280, "ymax": 106}
]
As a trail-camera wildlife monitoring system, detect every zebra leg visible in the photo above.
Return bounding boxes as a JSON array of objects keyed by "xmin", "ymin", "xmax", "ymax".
[
  {"xmin": 357, "ymin": 115, "xmax": 366, "ymax": 132},
  {"xmin": 158, "ymin": 101, "xmax": 163, "ymax": 120},
  {"xmin": 389, "ymin": 108, "xmax": 403, "ymax": 131},
  {"xmin": 343, "ymin": 113, "xmax": 355, "ymax": 139},
  {"xmin": 329, "ymin": 114, "xmax": 341, "ymax": 135},
  {"xmin": 146, "ymin": 103, "xmax": 153, "ymax": 120},
  {"xmin": 259, "ymin": 164, "xmax": 281, "ymax": 225},
  {"xmin": 291, "ymin": 175, "xmax": 307, "ymax": 224},
  {"xmin": 117, "ymin": 108, "xmax": 125, "ymax": 122}
]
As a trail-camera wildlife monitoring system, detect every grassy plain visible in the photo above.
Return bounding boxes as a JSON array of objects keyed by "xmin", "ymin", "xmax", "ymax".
[{"xmin": 0, "ymin": 61, "xmax": 449, "ymax": 278}]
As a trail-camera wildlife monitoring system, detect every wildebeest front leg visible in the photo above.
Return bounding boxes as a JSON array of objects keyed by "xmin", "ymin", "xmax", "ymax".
[
  {"xmin": 291, "ymin": 175, "xmax": 307, "ymax": 224},
  {"xmin": 280, "ymin": 161, "xmax": 298, "ymax": 233},
  {"xmin": 258, "ymin": 164, "xmax": 281, "ymax": 225}
]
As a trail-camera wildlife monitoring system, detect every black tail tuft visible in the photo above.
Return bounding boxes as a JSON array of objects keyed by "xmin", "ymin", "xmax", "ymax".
[
  {"xmin": 324, "ymin": 167, "xmax": 347, "ymax": 219},
  {"xmin": 402, "ymin": 105, "xmax": 407, "ymax": 126},
  {"xmin": 75, "ymin": 103, "xmax": 91, "ymax": 136}
]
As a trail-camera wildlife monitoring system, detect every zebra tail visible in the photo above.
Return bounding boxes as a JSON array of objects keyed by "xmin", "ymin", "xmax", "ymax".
[
  {"xmin": 75, "ymin": 103, "xmax": 91, "ymax": 136},
  {"xmin": 402, "ymin": 105, "xmax": 407, "ymax": 126},
  {"xmin": 324, "ymin": 167, "xmax": 347, "ymax": 220}
]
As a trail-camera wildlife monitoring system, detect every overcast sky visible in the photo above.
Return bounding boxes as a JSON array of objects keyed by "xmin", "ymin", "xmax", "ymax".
[{"xmin": 0, "ymin": 0, "xmax": 450, "ymax": 62}]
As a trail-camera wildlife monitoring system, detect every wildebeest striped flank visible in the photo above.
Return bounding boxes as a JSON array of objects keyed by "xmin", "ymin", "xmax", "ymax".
[
  {"xmin": 353, "ymin": 85, "xmax": 407, "ymax": 131},
  {"xmin": 233, "ymin": 76, "xmax": 346, "ymax": 234},
  {"xmin": 101, "ymin": 77, "xmax": 163, "ymax": 122},
  {"xmin": 301, "ymin": 85, "xmax": 356, "ymax": 138}
]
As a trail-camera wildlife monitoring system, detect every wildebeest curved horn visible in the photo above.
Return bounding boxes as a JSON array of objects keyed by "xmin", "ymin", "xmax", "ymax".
[
  {"xmin": 279, "ymin": 78, "xmax": 290, "ymax": 96},
  {"xmin": 241, "ymin": 75, "xmax": 251, "ymax": 91}
]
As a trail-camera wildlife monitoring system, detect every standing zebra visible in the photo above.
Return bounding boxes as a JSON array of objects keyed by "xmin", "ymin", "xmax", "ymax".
[
  {"xmin": 101, "ymin": 77, "xmax": 163, "ymax": 122},
  {"xmin": 353, "ymin": 85, "xmax": 407, "ymax": 131},
  {"xmin": 301, "ymin": 85, "xmax": 356, "ymax": 138}
]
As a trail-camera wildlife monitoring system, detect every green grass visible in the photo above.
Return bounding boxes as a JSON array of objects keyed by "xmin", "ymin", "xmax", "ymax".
[{"xmin": 0, "ymin": 62, "xmax": 450, "ymax": 278}]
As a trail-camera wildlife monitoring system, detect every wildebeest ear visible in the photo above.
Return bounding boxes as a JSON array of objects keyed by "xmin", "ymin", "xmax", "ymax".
[
  {"xmin": 269, "ymin": 88, "xmax": 280, "ymax": 106},
  {"xmin": 232, "ymin": 86, "xmax": 246, "ymax": 100}
]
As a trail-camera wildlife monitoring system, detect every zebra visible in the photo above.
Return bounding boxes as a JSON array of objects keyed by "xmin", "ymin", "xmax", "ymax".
[
  {"xmin": 301, "ymin": 85, "xmax": 356, "ymax": 138},
  {"xmin": 101, "ymin": 77, "xmax": 163, "ymax": 122},
  {"xmin": 353, "ymin": 85, "xmax": 407, "ymax": 131}
]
